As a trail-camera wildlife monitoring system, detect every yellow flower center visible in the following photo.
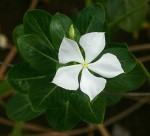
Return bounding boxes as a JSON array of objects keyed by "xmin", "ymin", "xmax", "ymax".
[{"xmin": 82, "ymin": 62, "xmax": 88, "ymax": 68}]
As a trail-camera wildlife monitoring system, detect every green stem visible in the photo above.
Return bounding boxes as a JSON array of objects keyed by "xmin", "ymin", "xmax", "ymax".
[{"xmin": 11, "ymin": 121, "xmax": 24, "ymax": 136}]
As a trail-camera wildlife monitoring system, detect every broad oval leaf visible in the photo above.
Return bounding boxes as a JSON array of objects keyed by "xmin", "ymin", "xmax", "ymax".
[
  {"xmin": 7, "ymin": 63, "xmax": 47, "ymax": 94},
  {"xmin": 50, "ymin": 13, "xmax": 80, "ymax": 50},
  {"xmin": 7, "ymin": 92, "xmax": 42, "ymax": 121},
  {"xmin": 23, "ymin": 9, "xmax": 55, "ymax": 50},
  {"xmin": 107, "ymin": 0, "xmax": 148, "ymax": 32},
  {"xmin": 28, "ymin": 77, "xmax": 72, "ymax": 112},
  {"xmin": 13, "ymin": 24, "xmax": 24, "ymax": 49},
  {"xmin": 46, "ymin": 100, "xmax": 80, "ymax": 130},
  {"xmin": 101, "ymin": 43, "xmax": 136, "ymax": 73},
  {"xmin": 104, "ymin": 62, "xmax": 146, "ymax": 106},
  {"xmin": 75, "ymin": 3, "xmax": 105, "ymax": 34},
  {"xmin": 18, "ymin": 34, "xmax": 58, "ymax": 74},
  {"xmin": 71, "ymin": 92, "xmax": 106, "ymax": 124},
  {"xmin": 105, "ymin": 62, "xmax": 146, "ymax": 92},
  {"xmin": 104, "ymin": 93, "xmax": 122, "ymax": 107}
]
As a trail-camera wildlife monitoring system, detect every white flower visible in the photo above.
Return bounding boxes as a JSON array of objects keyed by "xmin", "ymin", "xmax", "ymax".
[{"xmin": 52, "ymin": 32, "xmax": 124, "ymax": 101}]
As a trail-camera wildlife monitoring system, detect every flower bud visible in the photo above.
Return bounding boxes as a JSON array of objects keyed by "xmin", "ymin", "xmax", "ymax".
[{"xmin": 69, "ymin": 25, "xmax": 75, "ymax": 40}]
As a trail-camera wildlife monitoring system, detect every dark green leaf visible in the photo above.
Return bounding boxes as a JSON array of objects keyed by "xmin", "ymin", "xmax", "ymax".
[
  {"xmin": 107, "ymin": 0, "xmax": 148, "ymax": 32},
  {"xmin": 24, "ymin": 9, "xmax": 51, "ymax": 36},
  {"xmin": 7, "ymin": 92, "xmax": 42, "ymax": 121},
  {"xmin": 105, "ymin": 62, "xmax": 146, "ymax": 92},
  {"xmin": 13, "ymin": 24, "xmax": 24, "ymax": 49},
  {"xmin": 18, "ymin": 34, "xmax": 57, "ymax": 74},
  {"xmin": 75, "ymin": 3, "xmax": 105, "ymax": 34},
  {"xmin": 50, "ymin": 13, "xmax": 80, "ymax": 50},
  {"xmin": 104, "ymin": 62, "xmax": 146, "ymax": 106},
  {"xmin": 46, "ymin": 100, "xmax": 80, "ymax": 130},
  {"xmin": 29, "ymin": 76, "xmax": 72, "ymax": 112},
  {"xmin": 23, "ymin": 9, "xmax": 55, "ymax": 50},
  {"xmin": 104, "ymin": 93, "xmax": 122, "ymax": 106},
  {"xmin": 71, "ymin": 92, "xmax": 105, "ymax": 124},
  {"xmin": 101, "ymin": 43, "xmax": 136, "ymax": 73},
  {"xmin": 7, "ymin": 63, "xmax": 47, "ymax": 94}
]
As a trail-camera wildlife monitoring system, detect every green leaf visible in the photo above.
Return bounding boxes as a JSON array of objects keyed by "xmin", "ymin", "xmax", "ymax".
[
  {"xmin": 105, "ymin": 62, "xmax": 146, "ymax": 92},
  {"xmin": 23, "ymin": 9, "xmax": 55, "ymax": 50},
  {"xmin": 28, "ymin": 76, "xmax": 72, "ymax": 112},
  {"xmin": 104, "ymin": 62, "xmax": 146, "ymax": 106},
  {"xmin": 7, "ymin": 92, "xmax": 42, "ymax": 121},
  {"xmin": 50, "ymin": 13, "xmax": 80, "ymax": 50},
  {"xmin": 13, "ymin": 24, "xmax": 24, "ymax": 49},
  {"xmin": 107, "ymin": 0, "xmax": 148, "ymax": 32},
  {"xmin": 104, "ymin": 93, "xmax": 122, "ymax": 106},
  {"xmin": 140, "ymin": 62, "xmax": 150, "ymax": 82},
  {"xmin": 0, "ymin": 80, "xmax": 12, "ymax": 96},
  {"xmin": 75, "ymin": 3, "xmax": 105, "ymax": 34},
  {"xmin": 18, "ymin": 34, "xmax": 58, "ymax": 74},
  {"xmin": 71, "ymin": 92, "xmax": 106, "ymax": 124},
  {"xmin": 46, "ymin": 100, "xmax": 80, "ymax": 130},
  {"xmin": 101, "ymin": 43, "xmax": 136, "ymax": 73},
  {"xmin": 7, "ymin": 63, "xmax": 47, "ymax": 94}
]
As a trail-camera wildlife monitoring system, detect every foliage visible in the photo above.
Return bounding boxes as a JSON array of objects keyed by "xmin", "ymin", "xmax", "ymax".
[{"xmin": 5, "ymin": 3, "xmax": 148, "ymax": 130}]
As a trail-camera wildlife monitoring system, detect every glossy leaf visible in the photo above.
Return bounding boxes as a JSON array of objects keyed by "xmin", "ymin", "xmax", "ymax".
[
  {"xmin": 46, "ymin": 100, "xmax": 80, "ymax": 130},
  {"xmin": 7, "ymin": 63, "xmax": 47, "ymax": 94},
  {"xmin": 18, "ymin": 34, "xmax": 57, "ymax": 74},
  {"xmin": 75, "ymin": 3, "xmax": 105, "ymax": 34},
  {"xmin": 7, "ymin": 92, "xmax": 42, "ymax": 121},
  {"xmin": 28, "ymin": 76, "xmax": 72, "ymax": 112},
  {"xmin": 50, "ymin": 13, "xmax": 80, "ymax": 50},
  {"xmin": 104, "ymin": 93, "xmax": 122, "ymax": 106},
  {"xmin": 23, "ymin": 9, "xmax": 55, "ymax": 50},
  {"xmin": 101, "ymin": 43, "xmax": 136, "ymax": 73},
  {"xmin": 107, "ymin": 0, "xmax": 148, "ymax": 32},
  {"xmin": 71, "ymin": 92, "xmax": 106, "ymax": 124},
  {"xmin": 13, "ymin": 24, "xmax": 24, "ymax": 49},
  {"xmin": 105, "ymin": 62, "xmax": 146, "ymax": 92},
  {"xmin": 104, "ymin": 62, "xmax": 146, "ymax": 106}
]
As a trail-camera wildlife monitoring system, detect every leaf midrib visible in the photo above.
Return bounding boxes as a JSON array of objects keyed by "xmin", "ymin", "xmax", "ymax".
[
  {"xmin": 10, "ymin": 75, "xmax": 46, "ymax": 81},
  {"xmin": 21, "ymin": 42, "xmax": 58, "ymax": 63},
  {"xmin": 30, "ymin": 13, "xmax": 56, "ymax": 51}
]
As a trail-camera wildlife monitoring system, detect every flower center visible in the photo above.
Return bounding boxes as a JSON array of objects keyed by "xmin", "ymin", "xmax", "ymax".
[{"xmin": 82, "ymin": 62, "xmax": 88, "ymax": 68}]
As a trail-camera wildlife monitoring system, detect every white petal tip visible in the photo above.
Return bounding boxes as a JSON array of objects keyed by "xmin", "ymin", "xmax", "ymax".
[
  {"xmin": 80, "ymin": 68, "xmax": 107, "ymax": 101},
  {"xmin": 89, "ymin": 81, "xmax": 106, "ymax": 101}
]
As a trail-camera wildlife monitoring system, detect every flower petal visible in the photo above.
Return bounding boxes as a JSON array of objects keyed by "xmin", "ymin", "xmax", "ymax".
[
  {"xmin": 52, "ymin": 64, "xmax": 82, "ymax": 90},
  {"xmin": 88, "ymin": 53, "xmax": 124, "ymax": 78},
  {"xmin": 79, "ymin": 32, "xmax": 105, "ymax": 63},
  {"xmin": 59, "ymin": 37, "xmax": 84, "ymax": 64},
  {"xmin": 80, "ymin": 68, "xmax": 106, "ymax": 101}
]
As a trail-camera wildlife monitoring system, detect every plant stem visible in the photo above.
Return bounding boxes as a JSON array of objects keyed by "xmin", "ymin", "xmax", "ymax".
[
  {"xmin": 11, "ymin": 121, "xmax": 24, "ymax": 136},
  {"xmin": 104, "ymin": 98, "xmax": 148, "ymax": 126},
  {"xmin": 129, "ymin": 44, "xmax": 150, "ymax": 52}
]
